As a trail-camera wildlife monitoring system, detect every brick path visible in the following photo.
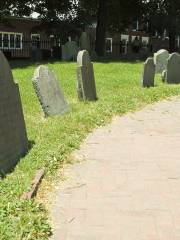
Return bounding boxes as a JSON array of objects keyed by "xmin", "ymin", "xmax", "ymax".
[{"xmin": 50, "ymin": 98, "xmax": 180, "ymax": 240}]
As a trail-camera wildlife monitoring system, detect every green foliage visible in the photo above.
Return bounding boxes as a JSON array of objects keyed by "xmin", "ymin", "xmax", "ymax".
[
  {"xmin": 76, "ymin": 0, "xmax": 142, "ymax": 32},
  {"xmin": 143, "ymin": 0, "xmax": 180, "ymax": 51},
  {"xmin": 1, "ymin": 60, "xmax": 180, "ymax": 239}
]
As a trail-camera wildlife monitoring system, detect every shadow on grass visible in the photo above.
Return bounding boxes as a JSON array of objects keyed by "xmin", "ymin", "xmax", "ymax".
[
  {"xmin": 92, "ymin": 54, "xmax": 154, "ymax": 64},
  {"xmin": 9, "ymin": 58, "xmax": 145, "ymax": 70},
  {"xmin": 9, "ymin": 59, "xmax": 61, "ymax": 69},
  {"xmin": 0, "ymin": 140, "xmax": 35, "ymax": 179}
]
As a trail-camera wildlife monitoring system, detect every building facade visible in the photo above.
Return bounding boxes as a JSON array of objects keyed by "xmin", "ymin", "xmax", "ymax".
[{"xmin": 0, "ymin": 17, "xmax": 58, "ymax": 59}]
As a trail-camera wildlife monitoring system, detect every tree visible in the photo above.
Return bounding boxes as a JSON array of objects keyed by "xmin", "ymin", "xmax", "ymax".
[
  {"xmin": 76, "ymin": 0, "xmax": 142, "ymax": 56},
  {"xmin": 143, "ymin": 0, "xmax": 180, "ymax": 52},
  {"xmin": 0, "ymin": 0, "xmax": 34, "ymax": 19}
]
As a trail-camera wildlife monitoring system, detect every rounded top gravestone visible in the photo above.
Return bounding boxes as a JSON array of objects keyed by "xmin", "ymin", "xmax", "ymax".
[
  {"xmin": 166, "ymin": 52, "xmax": 180, "ymax": 84},
  {"xmin": 77, "ymin": 50, "xmax": 91, "ymax": 67},
  {"xmin": 142, "ymin": 57, "xmax": 155, "ymax": 88},
  {"xmin": 33, "ymin": 65, "xmax": 69, "ymax": 117},
  {"xmin": 154, "ymin": 49, "xmax": 169, "ymax": 74},
  {"xmin": 62, "ymin": 41, "xmax": 79, "ymax": 61},
  {"xmin": 76, "ymin": 50, "xmax": 97, "ymax": 101}
]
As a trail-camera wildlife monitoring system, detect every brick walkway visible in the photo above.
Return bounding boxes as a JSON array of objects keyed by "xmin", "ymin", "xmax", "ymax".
[{"xmin": 50, "ymin": 98, "xmax": 180, "ymax": 240}]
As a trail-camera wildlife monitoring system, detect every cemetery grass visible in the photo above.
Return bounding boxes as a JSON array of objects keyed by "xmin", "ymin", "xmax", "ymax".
[{"xmin": 1, "ymin": 60, "xmax": 180, "ymax": 239}]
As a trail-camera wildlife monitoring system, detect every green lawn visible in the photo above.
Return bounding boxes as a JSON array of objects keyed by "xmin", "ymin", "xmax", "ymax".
[{"xmin": 1, "ymin": 60, "xmax": 180, "ymax": 239}]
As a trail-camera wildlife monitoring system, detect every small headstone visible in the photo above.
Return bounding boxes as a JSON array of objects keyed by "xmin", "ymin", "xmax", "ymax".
[
  {"xmin": 154, "ymin": 49, "xmax": 169, "ymax": 73},
  {"xmin": 0, "ymin": 51, "xmax": 28, "ymax": 173},
  {"xmin": 33, "ymin": 65, "xmax": 69, "ymax": 117},
  {"xmin": 77, "ymin": 50, "xmax": 97, "ymax": 101},
  {"xmin": 79, "ymin": 32, "xmax": 90, "ymax": 52},
  {"xmin": 142, "ymin": 57, "xmax": 155, "ymax": 88},
  {"xmin": 62, "ymin": 41, "xmax": 79, "ymax": 61},
  {"xmin": 166, "ymin": 53, "xmax": 180, "ymax": 84}
]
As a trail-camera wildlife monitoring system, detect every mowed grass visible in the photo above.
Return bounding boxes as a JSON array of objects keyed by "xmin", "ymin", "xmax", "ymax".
[{"xmin": 1, "ymin": 60, "xmax": 180, "ymax": 239}]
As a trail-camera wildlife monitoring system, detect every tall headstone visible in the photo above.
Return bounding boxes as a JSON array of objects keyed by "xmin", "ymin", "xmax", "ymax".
[
  {"xmin": 154, "ymin": 49, "xmax": 169, "ymax": 73},
  {"xmin": 33, "ymin": 65, "xmax": 69, "ymax": 117},
  {"xmin": 0, "ymin": 51, "xmax": 28, "ymax": 173},
  {"xmin": 142, "ymin": 57, "xmax": 155, "ymax": 88},
  {"xmin": 166, "ymin": 53, "xmax": 180, "ymax": 84},
  {"xmin": 79, "ymin": 32, "xmax": 90, "ymax": 52},
  {"xmin": 77, "ymin": 50, "xmax": 97, "ymax": 101},
  {"xmin": 62, "ymin": 41, "xmax": 79, "ymax": 61}
]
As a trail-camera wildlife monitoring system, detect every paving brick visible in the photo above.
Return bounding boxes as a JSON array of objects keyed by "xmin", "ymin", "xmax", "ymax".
[{"xmin": 50, "ymin": 97, "xmax": 180, "ymax": 239}]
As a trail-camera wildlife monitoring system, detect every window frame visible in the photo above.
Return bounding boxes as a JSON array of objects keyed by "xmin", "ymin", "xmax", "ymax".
[
  {"xmin": 31, "ymin": 33, "xmax": 41, "ymax": 48},
  {"xmin": 106, "ymin": 38, "xmax": 113, "ymax": 53},
  {"xmin": 0, "ymin": 31, "xmax": 23, "ymax": 50}
]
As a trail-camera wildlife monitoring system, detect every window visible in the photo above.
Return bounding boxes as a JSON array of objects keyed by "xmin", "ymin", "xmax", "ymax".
[
  {"xmin": 132, "ymin": 20, "xmax": 139, "ymax": 31},
  {"xmin": 0, "ymin": 32, "xmax": 22, "ymax": 49},
  {"xmin": 31, "ymin": 34, "xmax": 40, "ymax": 49},
  {"xmin": 142, "ymin": 37, "xmax": 149, "ymax": 46},
  {"xmin": 106, "ymin": 38, "xmax": 113, "ymax": 53},
  {"xmin": 131, "ymin": 36, "xmax": 140, "ymax": 42},
  {"xmin": 10, "ymin": 34, "xmax": 15, "ymax": 48}
]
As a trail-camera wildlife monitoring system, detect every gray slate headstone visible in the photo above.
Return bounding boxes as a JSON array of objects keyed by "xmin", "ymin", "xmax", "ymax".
[
  {"xmin": 154, "ymin": 49, "xmax": 169, "ymax": 74},
  {"xmin": 77, "ymin": 50, "xmax": 97, "ymax": 101},
  {"xmin": 0, "ymin": 51, "xmax": 28, "ymax": 173},
  {"xmin": 33, "ymin": 65, "xmax": 69, "ymax": 117},
  {"xmin": 79, "ymin": 32, "xmax": 90, "ymax": 52},
  {"xmin": 142, "ymin": 57, "xmax": 155, "ymax": 88},
  {"xmin": 166, "ymin": 53, "xmax": 180, "ymax": 84},
  {"xmin": 62, "ymin": 41, "xmax": 79, "ymax": 61}
]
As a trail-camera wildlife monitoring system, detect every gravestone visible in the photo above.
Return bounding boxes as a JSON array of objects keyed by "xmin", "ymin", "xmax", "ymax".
[
  {"xmin": 62, "ymin": 41, "xmax": 79, "ymax": 61},
  {"xmin": 154, "ymin": 49, "xmax": 169, "ymax": 73},
  {"xmin": 142, "ymin": 57, "xmax": 155, "ymax": 88},
  {"xmin": 166, "ymin": 53, "xmax": 180, "ymax": 84},
  {"xmin": 77, "ymin": 50, "xmax": 97, "ymax": 101},
  {"xmin": 79, "ymin": 32, "xmax": 90, "ymax": 52},
  {"xmin": 161, "ymin": 69, "xmax": 167, "ymax": 82},
  {"xmin": 33, "ymin": 65, "xmax": 69, "ymax": 117},
  {"xmin": 0, "ymin": 51, "xmax": 28, "ymax": 173}
]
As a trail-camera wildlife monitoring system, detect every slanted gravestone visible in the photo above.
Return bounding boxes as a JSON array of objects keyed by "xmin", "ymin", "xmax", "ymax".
[
  {"xmin": 154, "ymin": 49, "xmax": 169, "ymax": 73},
  {"xmin": 79, "ymin": 32, "xmax": 90, "ymax": 52},
  {"xmin": 62, "ymin": 41, "xmax": 79, "ymax": 61},
  {"xmin": 0, "ymin": 51, "xmax": 28, "ymax": 173},
  {"xmin": 142, "ymin": 57, "xmax": 155, "ymax": 88},
  {"xmin": 33, "ymin": 65, "xmax": 69, "ymax": 117},
  {"xmin": 166, "ymin": 53, "xmax": 180, "ymax": 84},
  {"xmin": 77, "ymin": 50, "xmax": 97, "ymax": 101}
]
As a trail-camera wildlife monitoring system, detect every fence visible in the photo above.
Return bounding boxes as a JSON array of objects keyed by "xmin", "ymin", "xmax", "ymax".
[
  {"xmin": 0, "ymin": 38, "xmax": 61, "ymax": 60},
  {"xmin": 90, "ymin": 41, "xmax": 153, "ymax": 59},
  {"xmin": 0, "ymin": 38, "xmax": 154, "ymax": 61}
]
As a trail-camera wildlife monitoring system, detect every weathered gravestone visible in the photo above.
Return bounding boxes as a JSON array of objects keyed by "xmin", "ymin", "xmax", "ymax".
[
  {"xmin": 62, "ymin": 41, "xmax": 79, "ymax": 61},
  {"xmin": 79, "ymin": 32, "xmax": 90, "ymax": 52},
  {"xmin": 77, "ymin": 50, "xmax": 97, "ymax": 101},
  {"xmin": 33, "ymin": 65, "xmax": 69, "ymax": 117},
  {"xmin": 0, "ymin": 51, "xmax": 28, "ymax": 173},
  {"xmin": 142, "ymin": 57, "xmax": 155, "ymax": 88},
  {"xmin": 166, "ymin": 53, "xmax": 180, "ymax": 84},
  {"xmin": 154, "ymin": 49, "xmax": 169, "ymax": 73}
]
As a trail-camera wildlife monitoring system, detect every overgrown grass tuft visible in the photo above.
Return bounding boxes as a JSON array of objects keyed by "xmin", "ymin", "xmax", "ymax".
[{"xmin": 1, "ymin": 60, "xmax": 180, "ymax": 239}]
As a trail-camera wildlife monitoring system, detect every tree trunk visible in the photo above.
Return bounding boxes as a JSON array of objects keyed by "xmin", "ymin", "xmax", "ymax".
[
  {"xmin": 95, "ymin": 0, "xmax": 108, "ymax": 56},
  {"xmin": 168, "ymin": 2, "xmax": 176, "ymax": 53},
  {"xmin": 169, "ymin": 29, "xmax": 176, "ymax": 53}
]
